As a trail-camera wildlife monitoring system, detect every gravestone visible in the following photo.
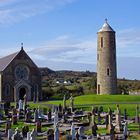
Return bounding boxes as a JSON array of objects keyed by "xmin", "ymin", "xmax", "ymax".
[
  {"xmin": 71, "ymin": 123, "xmax": 76, "ymax": 140},
  {"xmin": 18, "ymin": 100, "xmax": 23, "ymax": 111},
  {"xmin": 124, "ymin": 109, "xmax": 127, "ymax": 120},
  {"xmin": 92, "ymin": 107, "xmax": 96, "ymax": 125},
  {"xmin": 34, "ymin": 109, "xmax": 38, "ymax": 122},
  {"xmin": 135, "ymin": 104, "xmax": 139, "ymax": 123},
  {"xmin": 25, "ymin": 108, "xmax": 32, "ymax": 122},
  {"xmin": 110, "ymin": 124, "xmax": 115, "ymax": 140},
  {"xmin": 78, "ymin": 126, "xmax": 85, "ymax": 138},
  {"xmin": 54, "ymin": 109, "xmax": 58, "ymax": 128},
  {"xmin": 12, "ymin": 128, "xmax": 23, "ymax": 140},
  {"xmin": 47, "ymin": 129, "xmax": 54, "ymax": 140},
  {"xmin": 36, "ymin": 121, "xmax": 42, "ymax": 133},
  {"xmin": 92, "ymin": 122, "xmax": 98, "ymax": 137},
  {"xmin": 105, "ymin": 114, "xmax": 109, "ymax": 129},
  {"xmin": 48, "ymin": 108, "xmax": 52, "ymax": 121},
  {"xmin": 30, "ymin": 128, "xmax": 37, "ymax": 140},
  {"xmin": 108, "ymin": 108, "xmax": 112, "ymax": 131},
  {"xmin": 123, "ymin": 122, "xmax": 128, "ymax": 140},
  {"xmin": 5, "ymin": 120, "xmax": 11, "ymax": 135},
  {"xmin": 43, "ymin": 108, "xmax": 47, "ymax": 115},
  {"xmin": 12, "ymin": 108, "xmax": 17, "ymax": 125},
  {"xmin": 23, "ymin": 94, "xmax": 27, "ymax": 111},
  {"xmin": 97, "ymin": 110, "xmax": 101, "ymax": 124},
  {"xmin": 27, "ymin": 132, "xmax": 31, "ymax": 140},
  {"xmin": 63, "ymin": 94, "xmax": 67, "ymax": 111},
  {"xmin": 54, "ymin": 126, "xmax": 59, "ymax": 140},
  {"xmin": 75, "ymin": 131, "xmax": 79, "ymax": 140},
  {"xmin": 116, "ymin": 104, "xmax": 121, "ymax": 132},
  {"xmin": 8, "ymin": 129, "xmax": 13, "ymax": 140},
  {"xmin": 22, "ymin": 126, "xmax": 29, "ymax": 137},
  {"xmin": 70, "ymin": 94, "xmax": 74, "ymax": 112}
]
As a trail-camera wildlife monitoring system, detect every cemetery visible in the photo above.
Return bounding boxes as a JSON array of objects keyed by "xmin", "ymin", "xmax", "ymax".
[{"xmin": 0, "ymin": 94, "xmax": 140, "ymax": 139}]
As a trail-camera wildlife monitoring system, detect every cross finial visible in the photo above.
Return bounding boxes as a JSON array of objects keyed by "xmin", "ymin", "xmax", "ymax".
[
  {"xmin": 21, "ymin": 43, "xmax": 23, "ymax": 50},
  {"xmin": 105, "ymin": 18, "xmax": 108, "ymax": 23}
]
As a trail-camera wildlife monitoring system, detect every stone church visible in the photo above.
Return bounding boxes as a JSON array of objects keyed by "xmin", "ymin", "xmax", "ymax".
[{"xmin": 0, "ymin": 47, "xmax": 42, "ymax": 102}]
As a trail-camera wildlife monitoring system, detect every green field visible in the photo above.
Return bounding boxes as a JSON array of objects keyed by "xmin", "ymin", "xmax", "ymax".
[
  {"xmin": 23, "ymin": 95, "xmax": 140, "ymax": 117},
  {"xmin": 47, "ymin": 94, "xmax": 140, "ymax": 104}
]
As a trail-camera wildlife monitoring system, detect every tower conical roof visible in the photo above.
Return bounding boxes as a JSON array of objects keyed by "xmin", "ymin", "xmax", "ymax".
[{"xmin": 98, "ymin": 19, "xmax": 115, "ymax": 32}]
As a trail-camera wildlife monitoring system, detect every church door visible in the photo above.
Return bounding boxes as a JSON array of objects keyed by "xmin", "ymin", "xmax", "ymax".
[{"xmin": 19, "ymin": 87, "xmax": 26, "ymax": 100}]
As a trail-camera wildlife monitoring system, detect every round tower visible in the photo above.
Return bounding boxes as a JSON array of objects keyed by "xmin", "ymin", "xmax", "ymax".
[{"xmin": 97, "ymin": 20, "xmax": 117, "ymax": 95}]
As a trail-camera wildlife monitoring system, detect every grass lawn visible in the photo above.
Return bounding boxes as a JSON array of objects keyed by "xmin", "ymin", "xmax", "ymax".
[{"xmin": 12, "ymin": 95, "xmax": 140, "ymax": 117}]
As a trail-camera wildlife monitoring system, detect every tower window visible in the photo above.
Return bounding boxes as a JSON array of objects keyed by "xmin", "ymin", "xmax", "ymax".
[
  {"xmin": 97, "ymin": 54, "xmax": 99, "ymax": 60},
  {"xmin": 101, "ymin": 37, "xmax": 103, "ymax": 48},
  {"xmin": 107, "ymin": 68, "xmax": 110, "ymax": 76}
]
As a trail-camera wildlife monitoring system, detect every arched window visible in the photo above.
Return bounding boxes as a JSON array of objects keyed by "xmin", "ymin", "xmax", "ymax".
[{"xmin": 5, "ymin": 84, "xmax": 10, "ymax": 96}]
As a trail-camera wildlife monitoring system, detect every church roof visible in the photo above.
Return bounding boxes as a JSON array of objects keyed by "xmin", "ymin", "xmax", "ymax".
[
  {"xmin": 0, "ymin": 51, "xmax": 19, "ymax": 71},
  {"xmin": 98, "ymin": 19, "xmax": 115, "ymax": 32}
]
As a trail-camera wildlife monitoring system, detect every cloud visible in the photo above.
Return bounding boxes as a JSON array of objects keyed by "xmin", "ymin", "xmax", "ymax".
[
  {"xmin": 117, "ymin": 28, "xmax": 140, "ymax": 57},
  {"xmin": 29, "ymin": 35, "xmax": 97, "ymax": 65},
  {"xmin": 0, "ymin": 0, "xmax": 77, "ymax": 25}
]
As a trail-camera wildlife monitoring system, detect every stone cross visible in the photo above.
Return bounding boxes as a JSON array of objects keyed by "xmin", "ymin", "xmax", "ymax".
[
  {"xmin": 92, "ymin": 107, "xmax": 96, "ymax": 125},
  {"xmin": 108, "ymin": 107, "xmax": 112, "ymax": 131},
  {"xmin": 63, "ymin": 94, "xmax": 66, "ymax": 111},
  {"xmin": 116, "ymin": 104, "xmax": 121, "ymax": 132},
  {"xmin": 70, "ymin": 94, "xmax": 74, "ymax": 112}
]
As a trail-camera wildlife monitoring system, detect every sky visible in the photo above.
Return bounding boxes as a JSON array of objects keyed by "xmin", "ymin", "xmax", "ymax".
[{"xmin": 0, "ymin": 0, "xmax": 140, "ymax": 80}]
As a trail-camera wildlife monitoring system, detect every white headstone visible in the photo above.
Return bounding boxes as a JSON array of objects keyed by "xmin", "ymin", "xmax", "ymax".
[
  {"xmin": 8, "ymin": 129, "xmax": 13, "ymax": 140},
  {"xmin": 54, "ymin": 109, "xmax": 58, "ymax": 128},
  {"xmin": 27, "ymin": 132, "xmax": 31, "ymax": 140},
  {"xmin": 18, "ymin": 100, "xmax": 23, "ymax": 110}
]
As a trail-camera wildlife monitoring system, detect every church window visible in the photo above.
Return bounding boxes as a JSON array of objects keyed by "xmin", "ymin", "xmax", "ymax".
[
  {"xmin": 5, "ymin": 84, "xmax": 10, "ymax": 96},
  {"xmin": 101, "ymin": 37, "xmax": 103, "ymax": 48}
]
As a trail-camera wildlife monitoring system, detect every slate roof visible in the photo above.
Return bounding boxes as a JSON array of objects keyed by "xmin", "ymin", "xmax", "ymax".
[
  {"xmin": 98, "ymin": 20, "xmax": 115, "ymax": 32},
  {"xmin": 0, "ymin": 51, "xmax": 19, "ymax": 71}
]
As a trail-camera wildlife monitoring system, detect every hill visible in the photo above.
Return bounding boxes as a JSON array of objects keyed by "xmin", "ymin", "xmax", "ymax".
[{"xmin": 39, "ymin": 67, "xmax": 140, "ymax": 99}]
